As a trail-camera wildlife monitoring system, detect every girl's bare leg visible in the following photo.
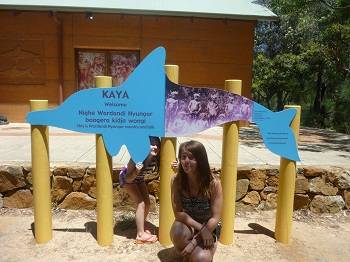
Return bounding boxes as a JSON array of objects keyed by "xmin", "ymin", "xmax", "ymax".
[
  {"xmin": 137, "ymin": 182, "xmax": 151, "ymax": 218},
  {"xmin": 170, "ymin": 221, "xmax": 193, "ymax": 252},
  {"xmin": 189, "ymin": 242, "xmax": 217, "ymax": 262},
  {"xmin": 137, "ymin": 182, "xmax": 152, "ymax": 231},
  {"xmin": 124, "ymin": 183, "xmax": 150, "ymax": 239}
]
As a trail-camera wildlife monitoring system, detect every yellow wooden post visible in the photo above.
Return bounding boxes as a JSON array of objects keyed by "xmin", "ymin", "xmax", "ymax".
[
  {"xmin": 275, "ymin": 105, "xmax": 301, "ymax": 244},
  {"xmin": 159, "ymin": 65, "xmax": 178, "ymax": 246},
  {"xmin": 95, "ymin": 76, "xmax": 114, "ymax": 246},
  {"xmin": 219, "ymin": 80, "xmax": 241, "ymax": 245},
  {"xmin": 30, "ymin": 99, "xmax": 52, "ymax": 243}
]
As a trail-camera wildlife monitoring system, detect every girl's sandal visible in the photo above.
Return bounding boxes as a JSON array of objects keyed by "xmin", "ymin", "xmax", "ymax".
[{"xmin": 134, "ymin": 234, "xmax": 158, "ymax": 244}]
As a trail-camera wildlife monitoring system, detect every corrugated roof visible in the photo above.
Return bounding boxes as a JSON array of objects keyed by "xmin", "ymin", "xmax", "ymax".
[{"xmin": 0, "ymin": 0, "xmax": 277, "ymax": 21}]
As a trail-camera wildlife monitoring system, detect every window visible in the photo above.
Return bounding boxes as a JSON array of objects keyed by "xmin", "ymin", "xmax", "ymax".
[{"xmin": 76, "ymin": 49, "xmax": 139, "ymax": 90}]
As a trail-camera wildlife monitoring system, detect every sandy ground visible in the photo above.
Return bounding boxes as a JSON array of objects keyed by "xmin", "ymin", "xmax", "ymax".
[{"xmin": 1, "ymin": 208, "xmax": 350, "ymax": 262}]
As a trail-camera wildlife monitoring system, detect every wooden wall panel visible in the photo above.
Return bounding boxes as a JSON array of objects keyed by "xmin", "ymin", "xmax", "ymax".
[
  {"xmin": 62, "ymin": 13, "xmax": 73, "ymax": 35},
  {"xmin": 63, "ymin": 58, "xmax": 75, "ymax": 81},
  {"xmin": 0, "ymin": 80, "xmax": 59, "ymax": 103},
  {"xmin": 73, "ymin": 36, "xmax": 141, "ymax": 50},
  {"xmin": 0, "ymin": 40, "xmax": 46, "ymax": 85},
  {"xmin": 142, "ymin": 16, "xmax": 255, "ymax": 43},
  {"xmin": 44, "ymin": 36, "xmax": 59, "ymax": 58},
  {"xmin": 0, "ymin": 102, "xmax": 57, "ymax": 122},
  {"xmin": 63, "ymin": 34, "xmax": 74, "ymax": 58},
  {"xmin": 73, "ymin": 13, "xmax": 141, "ymax": 37},
  {"xmin": 177, "ymin": 62, "xmax": 252, "ymax": 96},
  {"xmin": 63, "ymin": 80, "xmax": 76, "ymax": 99},
  {"xmin": 46, "ymin": 58, "xmax": 59, "ymax": 80},
  {"xmin": 141, "ymin": 38, "xmax": 253, "ymax": 65},
  {"xmin": 141, "ymin": 16, "xmax": 254, "ymax": 97},
  {"xmin": 0, "ymin": 11, "xmax": 57, "ymax": 36},
  {"xmin": 0, "ymin": 103, "xmax": 31, "ymax": 123},
  {"xmin": 0, "ymin": 10, "xmax": 60, "ymax": 121}
]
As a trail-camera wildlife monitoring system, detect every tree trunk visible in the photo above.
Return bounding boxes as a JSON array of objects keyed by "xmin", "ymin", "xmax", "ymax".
[
  {"xmin": 313, "ymin": 68, "xmax": 327, "ymax": 126},
  {"xmin": 276, "ymin": 90, "xmax": 284, "ymax": 111}
]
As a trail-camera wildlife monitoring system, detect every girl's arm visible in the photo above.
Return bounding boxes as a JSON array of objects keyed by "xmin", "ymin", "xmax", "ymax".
[
  {"xmin": 198, "ymin": 178, "xmax": 222, "ymax": 248},
  {"xmin": 142, "ymin": 150, "xmax": 156, "ymax": 168},
  {"xmin": 124, "ymin": 145, "xmax": 156, "ymax": 183},
  {"xmin": 171, "ymin": 175, "xmax": 203, "ymax": 231},
  {"xmin": 124, "ymin": 159, "xmax": 142, "ymax": 183},
  {"xmin": 203, "ymin": 178, "xmax": 223, "ymax": 233}
]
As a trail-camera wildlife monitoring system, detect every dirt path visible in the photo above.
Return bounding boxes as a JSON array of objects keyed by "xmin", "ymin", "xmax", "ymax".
[{"xmin": 1, "ymin": 208, "xmax": 349, "ymax": 262}]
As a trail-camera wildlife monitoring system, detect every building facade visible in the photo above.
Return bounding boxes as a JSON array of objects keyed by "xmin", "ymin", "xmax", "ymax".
[{"xmin": 0, "ymin": 1, "xmax": 276, "ymax": 122}]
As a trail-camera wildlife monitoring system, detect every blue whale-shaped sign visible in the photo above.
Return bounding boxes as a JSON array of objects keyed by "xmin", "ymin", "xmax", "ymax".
[{"xmin": 27, "ymin": 47, "xmax": 300, "ymax": 162}]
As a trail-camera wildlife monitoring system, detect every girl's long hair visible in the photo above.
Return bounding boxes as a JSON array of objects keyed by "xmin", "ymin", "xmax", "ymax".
[
  {"xmin": 146, "ymin": 136, "xmax": 161, "ymax": 171},
  {"xmin": 177, "ymin": 140, "xmax": 213, "ymax": 198}
]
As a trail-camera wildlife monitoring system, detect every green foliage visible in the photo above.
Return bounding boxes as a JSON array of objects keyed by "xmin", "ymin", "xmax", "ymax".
[{"xmin": 253, "ymin": 0, "xmax": 350, "ymax": 133}]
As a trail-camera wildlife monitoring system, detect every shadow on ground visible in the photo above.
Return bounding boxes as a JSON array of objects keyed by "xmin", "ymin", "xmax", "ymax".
[
  {"xmin": 299, "ymin": 128, "xmax": 350, "ymax": 153},
  {"xmin": 113, "ymin": 219, "xmax": 158, "ymax": 239},
  {"xmin": 32, "ymin": 219, "xmax": 158, "ymax": 242},
  {"xmin": 31, "ymin": 221, "xmax": 98, "ymax": 240},
  {"xmin": 234, "ymin": 223, "xmax": 275, "ymax": 239},
  {"xmin": 158, "ymin": 247, "xmax": 182, "ymax": 262},
  {"xmin": 33, "ymin": 221, "xmax": 275, "ymax": 244},
  {"xmin": 240, "ymin": 126, "xmax": 350, "ymax": 154}
]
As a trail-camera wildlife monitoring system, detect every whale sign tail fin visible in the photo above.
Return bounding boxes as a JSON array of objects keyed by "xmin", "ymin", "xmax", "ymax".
[{"xmin": 253, "ymin": 102, "xmax": 300, "ymax": 161}]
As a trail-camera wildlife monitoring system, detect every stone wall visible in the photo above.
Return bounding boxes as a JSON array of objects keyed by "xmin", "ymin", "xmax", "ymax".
[
  {"xmin": 233, "ymin": 166, "xmax": 350, "ymax": 213},
  {"xmin": 1, "ymin": 165, "xmax": 349, "ymax": 213}
]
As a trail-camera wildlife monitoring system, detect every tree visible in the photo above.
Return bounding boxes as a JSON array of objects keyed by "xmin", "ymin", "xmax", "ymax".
[{"xmin": 253, "ymin": 0, "xmax": 350, "ymax": 133}]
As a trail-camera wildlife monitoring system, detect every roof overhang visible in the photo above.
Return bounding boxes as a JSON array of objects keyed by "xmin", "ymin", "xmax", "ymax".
[{"xmin": 0, "ymin": 0, "xmax": 278, "ymax": 21}]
